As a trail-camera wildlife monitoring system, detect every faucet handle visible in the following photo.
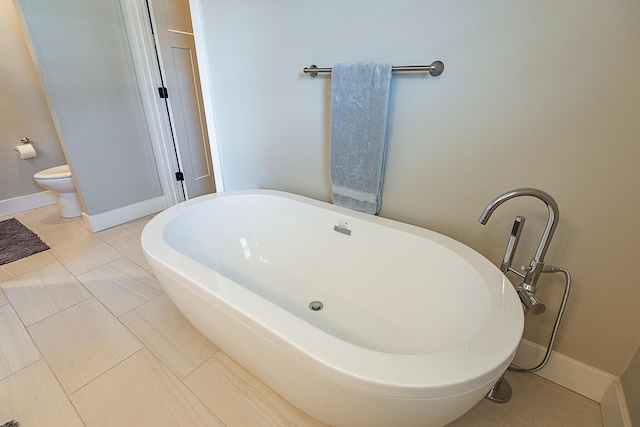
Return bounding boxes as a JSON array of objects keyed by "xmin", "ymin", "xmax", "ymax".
[
  {"xmin": 518, "ymin": 288, "xmax": 546, "ymax": 315},
  {"xmin": 522, "ymin": 259, "xmax": 546, "ymax": 275}
]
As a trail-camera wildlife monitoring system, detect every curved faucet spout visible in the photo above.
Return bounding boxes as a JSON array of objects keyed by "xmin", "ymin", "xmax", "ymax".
[
  {"xmin": 478, "ymin": 188, "xmax": 559, "ymax": 291},
  {"xmin": 478, "ymin": 188, "xmax": 559, "ymax": 263}
]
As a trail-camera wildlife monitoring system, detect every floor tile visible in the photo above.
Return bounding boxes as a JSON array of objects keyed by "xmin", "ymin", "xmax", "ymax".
[
  {"xmin": 474, "ymin": 371, "xmax": 535, "ymax": 427},
  {"xmin": 447, "ymin": 408, "xmax": 508, "ymax": 426},
  {"xmin": 120, "ymin": 294, "xmax": 217, "ymax": 379},
  {"xmin": 70, "ymin": 348, "xmax": 223, "ymax": 427},
  {"xmin": 109, "ymin": 231, "xmax": 149, "ymax": 270},
  {"xmin": 533, "ymin": 376, "xmax": 603, "ymax": 427},
  {"xmin": 184, "ymin": 351, "xmax": 326, "ymax": 426},
  {"xmin": 0, "ymin": 305, "xmax": 41, "ymax": 380},
  {"xmin": 28, "ymin": 298, "xmax": 143, "ymax": 393},
  {"xmin": 122, "ymin": 214, "xmax": 155, "ymax": 234},
  {"xmin": 14, "ymin": 211, "xmax": 89, "ymax": 246},
  {"xmin": 1, "ymin": 262, "xmax": 92, "ymax": 326},
  {"xmin": 94, "ymin": 223, "xmax": 136, "ymax": 243},
  {"xmin": 50, "ymin": 233, "xmax": 122, "ymax": 275},
  {"xmin": 0, "ymin": 289, "xmax": 7, "ymax": 306},
  {"xmin": 77, "ymin": 258, "xmax": 164, "ymax": 316},
  {"xmin": 21, "ymin": 204, "xmax": 68, "ymax": 222},
  {"xmin": 0, "ymin": 250, "xmax": 58, "ymax": 283},
  {"xmin": 0, "ymin": 359, "xmax": 84, "ymax": 427}
]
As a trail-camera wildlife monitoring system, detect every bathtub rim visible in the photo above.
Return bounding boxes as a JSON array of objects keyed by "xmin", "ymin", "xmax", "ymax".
[{"xmin": 141, "ymin": 189, "xmax": 525, "ymax": 399}]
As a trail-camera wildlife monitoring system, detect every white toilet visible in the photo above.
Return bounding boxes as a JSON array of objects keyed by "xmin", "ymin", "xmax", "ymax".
[{"xmin": 34, "ymin": 165, "xmax": 82, "ymax": 218}]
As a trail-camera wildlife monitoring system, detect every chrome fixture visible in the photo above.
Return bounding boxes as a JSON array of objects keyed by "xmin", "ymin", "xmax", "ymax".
[
  {"xmin": 478, "ymin": 188, "xmax": 559, "ymax": 315},
  {"xmin": 478, "ymin": 188, "xmax": 571, "ymax": 403},
  {"xmin": 309, "ymin": 301, "xmax": 324, "ymax": 311},
  {"xmin": 303, "ymin": 60, "xmax": 445, "ymax": 77},
  {"xmin": 334, "ymin": 225, "xmax": 351, "ymax": 236}
]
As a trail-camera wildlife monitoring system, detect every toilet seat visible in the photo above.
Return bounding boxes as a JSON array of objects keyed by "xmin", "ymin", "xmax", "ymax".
[{"xmin": 34, "ymin": 165, "xmax": 72, "ymax": 180}]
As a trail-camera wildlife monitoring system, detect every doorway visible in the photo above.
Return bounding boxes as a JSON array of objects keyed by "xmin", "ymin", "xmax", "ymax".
[
  {"xmin": 119, "ymin": 0, "xmax": 216, "ymax": 208},
  {"xmin": 145, "ymin": 0, "xmax": 215, "ymax": 200}
]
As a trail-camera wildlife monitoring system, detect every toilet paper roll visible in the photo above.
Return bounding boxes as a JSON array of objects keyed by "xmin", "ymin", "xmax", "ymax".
[{"xmin": 15, "ymin": 144, "xmax": 36, "ymax": 159}]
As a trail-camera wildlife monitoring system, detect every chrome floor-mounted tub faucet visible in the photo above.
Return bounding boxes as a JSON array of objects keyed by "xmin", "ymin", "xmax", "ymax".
[{"xmin": 478, "ymin": 188, "xmax": 571, "ymax": 403}]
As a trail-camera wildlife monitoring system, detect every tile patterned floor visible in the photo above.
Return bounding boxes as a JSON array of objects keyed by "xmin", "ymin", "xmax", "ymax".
[{"xmin": 0, "ymin": 205, "xmax": 604, "ymax": 426}]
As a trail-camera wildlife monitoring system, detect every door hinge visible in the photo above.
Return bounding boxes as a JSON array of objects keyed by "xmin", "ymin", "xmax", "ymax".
[
  {"xmin": 158, "ymin": 87, "xmax": 168, "ymax": 99},
  {"xmin": 175, "ymin": 171, "xmax": 184, "ymax": 181}
]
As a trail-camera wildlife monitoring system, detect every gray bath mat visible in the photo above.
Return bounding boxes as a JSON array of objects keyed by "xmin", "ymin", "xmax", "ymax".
[{"xmin": 0, "ymin": 218, "xmax": 49, "ymax": 266}]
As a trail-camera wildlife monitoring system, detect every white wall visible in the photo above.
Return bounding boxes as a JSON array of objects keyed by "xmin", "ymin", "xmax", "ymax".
[
  {"xmin": 0, "ymin": 0, "xmax": 66, "ymax": 202},
  {"xmin": 14, "ymin": 0, "xmax": 163, "ymax": 216},
  {"xmin": 194, "ymin": 0, "xmax": 640, "ymax": 377}
]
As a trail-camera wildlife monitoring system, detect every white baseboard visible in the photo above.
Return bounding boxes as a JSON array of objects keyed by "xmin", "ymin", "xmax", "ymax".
[
  {"xmin": 82, "ymin": 196, "xmax": 166, "ymax": 232},
  {"xmin": 0, "ymin": 191, "xmax": 57, "ymax": 217},
  {"xmin": 513, "ymin": 339, "xmax": 615, "ymax": 402},
  {"xmin": 601, "ymin": 380, "xmax": 633, "ymax": 427}
]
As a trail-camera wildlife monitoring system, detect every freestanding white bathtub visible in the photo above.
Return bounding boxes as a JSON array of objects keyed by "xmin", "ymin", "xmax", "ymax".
[{"xmin": 141, "ymin": 190, "xmax": 524, "ymax": 427}]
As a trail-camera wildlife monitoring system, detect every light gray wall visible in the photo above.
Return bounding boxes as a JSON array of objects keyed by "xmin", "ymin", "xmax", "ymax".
[
  {"xmin": 195, "ymin": 0, "xmax": 640, "ymax": 377},
  {"xmin": 622, "ymin": 346, "xmax": 640, "ymax": 425},
  {"xmin": 0, "ymin": 0, "xmax": 66, "ymax": 201},
  {"xmin": 15, "ymin": 0, "xmax": 162, "ymax": 215}
]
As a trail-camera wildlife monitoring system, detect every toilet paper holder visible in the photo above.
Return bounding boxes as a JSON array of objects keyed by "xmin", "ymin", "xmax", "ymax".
[
  {"xmin": 16, "ymin": 137, "xmax": 35, "ymax": 148},
  {"xmin": 15, "ymin": 137, "xmax": 37, "ymax": 159}
]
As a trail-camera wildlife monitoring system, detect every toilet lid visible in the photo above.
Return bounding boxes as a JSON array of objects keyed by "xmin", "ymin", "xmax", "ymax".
[{"xmin": 34, "ymin": 165, "xmax": 72, "ymax": 180}]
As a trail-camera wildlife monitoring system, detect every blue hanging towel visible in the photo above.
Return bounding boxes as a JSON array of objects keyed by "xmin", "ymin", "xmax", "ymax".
[{"xmin": 330, "ymin": 63, "xmax": 392, "ymax": 214}]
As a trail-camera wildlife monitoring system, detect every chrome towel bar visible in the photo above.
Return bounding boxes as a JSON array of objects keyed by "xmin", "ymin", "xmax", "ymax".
[{"xmin": 303, "ymin": 60, "xmax": 444, "ymax": 77}]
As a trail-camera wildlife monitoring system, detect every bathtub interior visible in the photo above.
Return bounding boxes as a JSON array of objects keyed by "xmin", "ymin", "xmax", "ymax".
[{"xmin": 162, "ymin": 193, "xmax": 499, "ymax": 355}]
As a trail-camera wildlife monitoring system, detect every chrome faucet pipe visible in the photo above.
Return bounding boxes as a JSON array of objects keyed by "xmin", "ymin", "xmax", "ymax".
[
  {"xmin": 510, "ymin": 266, "xmax": 572, "ymax": 372},
  {"xmin": 478, "ymin": 188, "xmax": 559, "ymax": 262},
  {"xmin": 478, "ymin": 188, "xmax": 559, "ymax": 290}
]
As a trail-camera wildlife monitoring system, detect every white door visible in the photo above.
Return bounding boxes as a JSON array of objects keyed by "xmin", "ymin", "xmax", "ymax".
[{"xmin": 148, "ymin": 0, "xmax": 215, "ymax": 199}]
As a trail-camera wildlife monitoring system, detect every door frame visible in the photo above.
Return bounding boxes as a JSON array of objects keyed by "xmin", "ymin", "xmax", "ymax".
[
  {"xmin": 187, "ymin": 0, "xmax": 224, "ymax": 191},
  {"xmin": 119, "ymin": 0, "xmax": 224, "ymax": 209}
]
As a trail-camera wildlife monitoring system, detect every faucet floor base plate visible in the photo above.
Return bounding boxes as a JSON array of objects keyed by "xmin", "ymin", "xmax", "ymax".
[{"xmin": 484, "ymin": 378, "xmax": 512, "ymax": 404}]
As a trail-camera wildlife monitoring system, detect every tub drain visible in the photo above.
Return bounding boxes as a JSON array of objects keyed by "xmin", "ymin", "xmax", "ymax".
[{"xmin": 309, "ymin": 301, "xmax": 324, "ymax": 311}]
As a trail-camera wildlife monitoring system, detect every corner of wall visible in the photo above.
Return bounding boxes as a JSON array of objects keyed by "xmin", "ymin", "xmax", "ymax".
[{"xmin": 601, "ymin": 380, "xmax": 633, "ymax": 427}]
